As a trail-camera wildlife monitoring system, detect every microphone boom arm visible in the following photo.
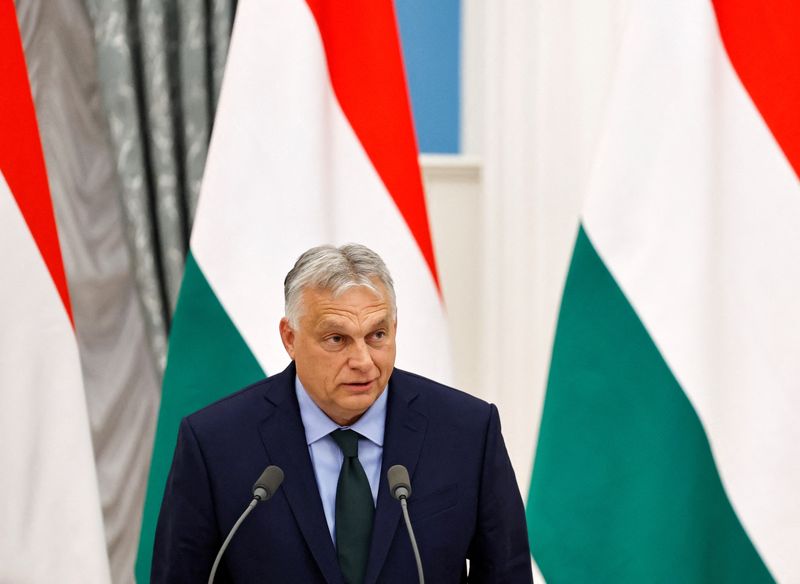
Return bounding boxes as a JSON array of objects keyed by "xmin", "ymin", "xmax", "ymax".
[
  {"xmin": 208, "ymin": 498, "xmax": 259, "ymax": 584},
  {"xmin": 399, "ymin": 496, "xmax": 425, "ymax": 584},
  {"xmin": 208, "ymin": 465, "xmax": 284, "ymax": 584},
  {"xmin": 388, "ymin": 464, "xmax": 425, "ymax": 584}
]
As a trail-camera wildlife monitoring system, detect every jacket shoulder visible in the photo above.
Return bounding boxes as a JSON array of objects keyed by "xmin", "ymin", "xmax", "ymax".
[
  {"xmin": 391, "ymin": 368, "xmax": 493, "ymax": 423},
  {"xmin": 184, "ymin": 365, "xmax": 293, "ymax": 433}
]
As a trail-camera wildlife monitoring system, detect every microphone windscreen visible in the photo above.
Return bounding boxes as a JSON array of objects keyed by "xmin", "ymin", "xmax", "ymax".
[
  {"xmin": 252, "ymin": 465, "xmax": 284, "ymax": 500},
  {"xmin": 387, "ymin": 464, "xmax": 412, "ymax": 500}
]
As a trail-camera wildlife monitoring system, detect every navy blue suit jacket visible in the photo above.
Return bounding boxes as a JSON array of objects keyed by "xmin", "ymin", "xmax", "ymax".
[{"xmin": 152, "ymin": 362, "xmax": 533, "ymax": 583}]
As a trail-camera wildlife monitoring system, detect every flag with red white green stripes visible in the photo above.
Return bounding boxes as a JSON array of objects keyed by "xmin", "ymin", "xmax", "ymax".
[
  {"xmin": 528, "ymin": 0, "xmax": 800, "ymax": 582},
  {"xmin": 135, "ymin": 1, "xmax": 451, "ymax": 580},
  {"xmin": 1, "ymin": 1, "xmax": 110, "ymax": 580}
]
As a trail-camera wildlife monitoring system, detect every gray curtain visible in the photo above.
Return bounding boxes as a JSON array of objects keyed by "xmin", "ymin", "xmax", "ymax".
[
  {"xmin": 79, "ymin": 2, "xmax": 236, "ymax": 581},
  {"xmin": 82, "ymin": 0, "xmax": 236, "ymax": 371},
  {"xmin": 17, "ymin": 0, "xmax": 236, "ymax": 582}
]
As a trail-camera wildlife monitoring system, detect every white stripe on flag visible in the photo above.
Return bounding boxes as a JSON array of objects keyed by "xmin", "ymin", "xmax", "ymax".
[
  {"xmin": 191, "ymin": 0, "xmax": 451, "ymax": 383},
  {"xmin": 0, "ymin": 171, "xmax": 110, "ymax": 583},
  {"xmin": 582, "ymin": 1, "xmax": 800, "ymax": 580}
]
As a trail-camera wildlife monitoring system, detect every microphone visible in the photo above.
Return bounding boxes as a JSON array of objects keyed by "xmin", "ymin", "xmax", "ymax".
[
  {"xmin": 387, "ymin": 465, "xmax": 424, "ymax": 584},
  {"xmin": 388, "ymin": 464, "xmax": 412, "ymax": 499},
  {"xmin": 253, "ymin": 465, "xmax": 285, "ymax": 501},
  {"xmin": 208, "ymin": 465, "xmax": 284, "ymax": 584}
]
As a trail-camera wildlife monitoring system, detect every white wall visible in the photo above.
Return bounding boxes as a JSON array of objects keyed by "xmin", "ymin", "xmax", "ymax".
[
  {"xmin": 421, "ymin": 155, "xmax": 482, "ymax": 395},
  {"xmin": 422, "ymin": 0, "xmax": 632, "ymax": 503}
]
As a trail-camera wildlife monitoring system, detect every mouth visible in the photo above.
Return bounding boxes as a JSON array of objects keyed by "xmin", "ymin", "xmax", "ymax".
[{"xmin": 342, "ymin": 379, "xmax": 376, "ymax": 392}]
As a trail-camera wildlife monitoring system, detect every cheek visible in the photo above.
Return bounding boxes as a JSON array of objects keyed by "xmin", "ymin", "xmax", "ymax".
[
  {"xmin": 376, "ymin": 347, "xmax": 396, "ymax": 372},
  {"xmin": 301, "ymin": 348, "xmax": 337, "ymax": 381},
  {"xmin": 326, "ymin": 356, "xmax": 352, "ymax": 384}
]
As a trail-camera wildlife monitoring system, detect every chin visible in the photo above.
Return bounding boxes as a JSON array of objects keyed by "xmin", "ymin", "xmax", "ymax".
[
  {"xmin": 339, "ymin": 393, "xmax": 378, "ymax": 416},
  {"xmin": 348, "ymin": 391, "xmax": 378, "ymax": 406}
]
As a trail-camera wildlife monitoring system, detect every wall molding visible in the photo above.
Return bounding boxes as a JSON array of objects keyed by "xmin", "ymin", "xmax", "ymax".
[{"xmin": 419, "ymin": 154, "xmax": 482, "ymax": 184}]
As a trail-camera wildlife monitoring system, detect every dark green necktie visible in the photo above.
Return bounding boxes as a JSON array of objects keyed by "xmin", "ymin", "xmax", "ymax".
[{"xmin": 331, "ymin": 429, "xmax": 374, "ymax": 584}]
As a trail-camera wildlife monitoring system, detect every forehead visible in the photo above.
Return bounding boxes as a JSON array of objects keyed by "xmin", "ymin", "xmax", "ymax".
[{"xmin": 301, "ymin": 284, "xmax": 392, "ymax": 325}]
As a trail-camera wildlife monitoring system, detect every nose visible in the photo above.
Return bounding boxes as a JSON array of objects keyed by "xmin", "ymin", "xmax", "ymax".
[{"xmin": 347, "ymin": 339, "xmax": 373, "ymax": 371}]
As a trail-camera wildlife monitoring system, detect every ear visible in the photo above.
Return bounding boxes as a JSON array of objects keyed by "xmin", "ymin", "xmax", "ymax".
[{"xmin": 279, "ymin": 318, "xmax": 296, "ymax": 359}]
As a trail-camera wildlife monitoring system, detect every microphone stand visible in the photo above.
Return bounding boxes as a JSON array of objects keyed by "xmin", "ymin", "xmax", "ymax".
[
  {"xmin": 388, "ymin": 464, "xmax": 424, "ymax": 584},
  {"xmin": 208, "ymin": 465, "xmax": 284, "ymax": 584},
  {"xmin": 399, "ymin": 495, "xmax": 425, "ymax": 584},
  {"xmin": 208, "ymin": 498, "xmax": 259, "ymax": 584}
]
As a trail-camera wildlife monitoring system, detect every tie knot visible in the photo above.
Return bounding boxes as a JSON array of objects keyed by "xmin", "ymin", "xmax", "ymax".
[{"xmin": 331, "ymin": 429, "xmax": 360, "ymax": 458}]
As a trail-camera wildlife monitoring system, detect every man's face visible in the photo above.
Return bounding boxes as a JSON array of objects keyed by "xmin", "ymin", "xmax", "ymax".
[{"xmin": 279, "ymin": 281, "xmax": 397, "ymax": 426}]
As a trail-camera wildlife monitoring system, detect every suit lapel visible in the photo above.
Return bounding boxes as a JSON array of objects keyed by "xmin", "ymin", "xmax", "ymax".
[
  {"xmin": 364, "ymin": 373, "xmax": 428, "ymax": 584},
  {"xmin": 257, "ymin": 364, "xmax": 344, "ymax": 584}
]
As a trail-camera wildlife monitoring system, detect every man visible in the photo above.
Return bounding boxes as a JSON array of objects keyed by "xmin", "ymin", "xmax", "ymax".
[{"xmin": 152, "ymin": 244, "xmax": 533, "ymax": 583}]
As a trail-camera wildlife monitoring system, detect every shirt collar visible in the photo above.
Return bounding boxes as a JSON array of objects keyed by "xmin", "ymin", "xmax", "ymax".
[{"xmin": 295, "ymin": 376, "xmax": 387, "ymax": 447}]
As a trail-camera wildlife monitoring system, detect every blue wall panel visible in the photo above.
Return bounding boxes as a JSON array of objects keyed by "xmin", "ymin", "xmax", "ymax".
[{"xmin": 395, "ymin": 0, "xmax": 460, "ymax": 154}]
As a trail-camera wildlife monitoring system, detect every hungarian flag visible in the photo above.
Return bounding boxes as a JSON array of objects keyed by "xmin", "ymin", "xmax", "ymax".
[
  {"xmin": 135, "ymin": 0, "xmax": 451, "ymax": 579},
  {"xmin": 528, "ymin": 0, "xmax": 800, "ymax": 582},
  {"xmin": 0, "ymin": 1, "xmax": 110, "ymax": 581}
]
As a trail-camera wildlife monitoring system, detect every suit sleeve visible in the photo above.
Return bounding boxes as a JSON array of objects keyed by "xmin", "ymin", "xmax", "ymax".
[
  {"xmin": 151, "ymin": 417, "xmax": 231, "ymax": 583},
  {"xmin": 468, "ymin": 404, "xmax": 534, "ymax": 583}
]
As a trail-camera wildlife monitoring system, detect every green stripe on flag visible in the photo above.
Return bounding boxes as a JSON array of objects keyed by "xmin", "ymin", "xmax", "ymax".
[
  {"xmin": 135, "ymin": 252, "xmax": 265, "ymax": 583},
  {"xmin": 527, "ymin": 226, "xmax": 773, "ymax": 583}
]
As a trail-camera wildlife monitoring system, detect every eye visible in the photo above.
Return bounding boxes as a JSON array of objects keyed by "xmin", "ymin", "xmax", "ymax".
[
  {"xmin": 321, "ymin": 334, "xmax": 346, "ymax": 351},
  {"xmin": 371, "ymin": 330, "xmax": 387, "ymax": 341}
]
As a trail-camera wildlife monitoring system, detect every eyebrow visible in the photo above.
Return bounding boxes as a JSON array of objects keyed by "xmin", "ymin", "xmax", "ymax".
[
  {"xmin": 315, "ymin": 318, "xmax": 344, "ymax": 332},
  {"xmin": 315, "ymin": 316, "xmax": 391, "ymax": 333}
]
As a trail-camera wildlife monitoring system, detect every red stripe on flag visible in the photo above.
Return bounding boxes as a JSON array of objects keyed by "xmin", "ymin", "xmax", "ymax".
[
  {"xmin": 0, "ymin": 0, "xmax": 73, "ymax": 323},
  {"xmin": 305, "ymin": 0, "xmax": 442, "ymax": 292},
  {"xmin": 712, "ymin": 0, "xmax": 800, "ymax": 178}
]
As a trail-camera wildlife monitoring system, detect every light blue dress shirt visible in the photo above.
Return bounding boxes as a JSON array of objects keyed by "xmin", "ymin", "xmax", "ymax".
[{"xmin": 295, "ymin": 377, "xmax": 387, "ymax": 544}]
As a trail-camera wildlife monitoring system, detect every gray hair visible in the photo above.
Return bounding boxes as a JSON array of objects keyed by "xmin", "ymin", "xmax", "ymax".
[{"xmin": 284, "ymin": 244, "xmax": 396, "ymax": 326}]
